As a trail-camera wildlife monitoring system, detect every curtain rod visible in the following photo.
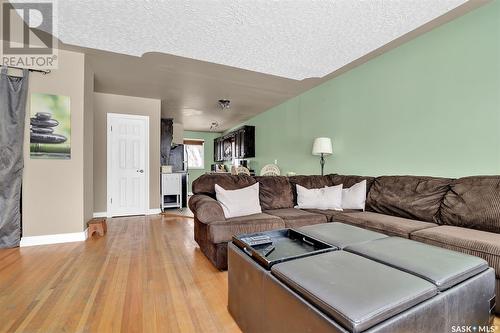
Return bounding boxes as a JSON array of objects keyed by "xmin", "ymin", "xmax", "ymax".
[{"xmin": 1, "ymin": 65, "xmax": 51, "ymax": 75}]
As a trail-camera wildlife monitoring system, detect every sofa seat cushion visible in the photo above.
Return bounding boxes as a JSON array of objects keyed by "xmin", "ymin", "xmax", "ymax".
[
  {"xmin": 346, "ymin": 237, "xmax": 488, "ymax": 291},
  {"xmin": 264, "ymin": 208, "xmax": 327, "ymax": 228},
  {"xmin": 335, "ymin": 211, "xmax": 437, "ymax": 238},
  {"xmin": 299, "ymin": 222, "xmax": 387, "ymax": 249},
  {"xmin": 366, "ymin": 176, "xmax": 452, "ymax": 223},
  {"xmin": 411, "ymin": 226, "xmax": 500, "ymax": 278},
  {"xmin": 208, "ymin": 213, "xmax": 284, "ymax": 243},
  {"xmin": 304, "ymin": 208, "xmax": 360, "ymax": 221},
  {"xmin": 254, "ymin": 176, "xmax": 294, "ymax": 210},
  {"xmin": 440, "ymin": 176, "xmax": 500, "ymax": 233},
  {"xmin": 271, "ymin": 251, "xmax": 437, "ymax": 333}
]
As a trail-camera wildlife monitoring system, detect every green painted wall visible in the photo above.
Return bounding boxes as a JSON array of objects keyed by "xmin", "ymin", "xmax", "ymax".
[
  {"xmin": 233, "ymin": 1, "xmax": 500, "ymax": 178},
  {"xmin": 184, "ymin": 130, "xmax": 221, "ymax": 192}
]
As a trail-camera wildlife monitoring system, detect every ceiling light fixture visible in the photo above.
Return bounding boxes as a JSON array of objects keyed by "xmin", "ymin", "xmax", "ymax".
[
  {"xmin": 218, "ymin": 99, "xmax": 231, "ymax": 111},
  {"xmin": 210, "ymin": 121, "xmax": 219, "ymax": 131}
]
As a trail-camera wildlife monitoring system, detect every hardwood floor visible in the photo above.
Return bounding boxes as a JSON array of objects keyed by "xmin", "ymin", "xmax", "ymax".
[
  {"xmin": 0, "ymin": 215, "xmax": 498, "ymax": 332},
  {"xmin": 0, "ymin": 215, "xmax": 240, "ymax": 333}
]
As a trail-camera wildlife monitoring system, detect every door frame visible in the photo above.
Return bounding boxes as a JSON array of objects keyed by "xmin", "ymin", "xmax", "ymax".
[{"xmin": 106, "ymin": 113, "xmax": 150, "ymax": 217}]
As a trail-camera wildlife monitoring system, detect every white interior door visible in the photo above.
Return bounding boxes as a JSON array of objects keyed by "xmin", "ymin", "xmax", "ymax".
[{"xmin": 107, "ymin": 113, "xmax": 149, "ymax": 217}]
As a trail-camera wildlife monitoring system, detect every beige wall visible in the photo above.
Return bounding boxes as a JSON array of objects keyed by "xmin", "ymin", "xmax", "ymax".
[
  {"xmin": 93, "ymin": 93, "xmax": 161, "ymax": 213},
  {"xmin": 83, "ymin": 59, "xmax": 95, "ymax": 226},
  {"xmin": 22, "ymin": 49, "xmax": 89, "ymax": 236}
]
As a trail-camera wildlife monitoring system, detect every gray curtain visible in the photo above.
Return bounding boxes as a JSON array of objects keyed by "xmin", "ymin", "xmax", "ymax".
[{"xmin": 0, "ymin": 67, "xmax": 29, "ymax": 248}]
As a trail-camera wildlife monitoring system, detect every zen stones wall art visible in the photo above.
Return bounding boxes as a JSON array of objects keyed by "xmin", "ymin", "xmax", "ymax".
[{"xmin": 30, "ymin": 93, "xmax": 71, "ymax": 159}]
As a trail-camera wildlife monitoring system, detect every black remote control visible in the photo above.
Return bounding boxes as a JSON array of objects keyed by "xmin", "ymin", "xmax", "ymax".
[
  {"xmin": 241, "ymin": 235, "xmax": 273, "ymax": 246},
  {"xmin": 262, "ymin": 245, "xmax": 275, "ymax": 257}
]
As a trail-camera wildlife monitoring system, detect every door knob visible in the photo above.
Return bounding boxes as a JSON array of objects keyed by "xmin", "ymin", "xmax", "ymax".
[{"xmin": 137, "ymin": 169, "xmax": 144, "ymax": 173}]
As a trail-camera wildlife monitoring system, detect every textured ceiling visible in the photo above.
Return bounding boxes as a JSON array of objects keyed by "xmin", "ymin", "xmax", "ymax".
[
  {"xmin": 10, "ymin": 0, "xmax": 481, "ymax": 131},
  {"xmin": 35, "ymin": 0, "xmax": 467, "ymax": 80}
]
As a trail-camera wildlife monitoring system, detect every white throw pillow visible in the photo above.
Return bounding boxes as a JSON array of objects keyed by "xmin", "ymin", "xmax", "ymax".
[
  {"xmin": 295, "ymin": 184, "xmax": 343, "ymax": 210},
  {"xmin": 215, "ymin": 183, "xmax": 262, "ymax": 218},
  {"xmin": 341, "ymin": 180, "xmax": 367, "ymax": 210}
]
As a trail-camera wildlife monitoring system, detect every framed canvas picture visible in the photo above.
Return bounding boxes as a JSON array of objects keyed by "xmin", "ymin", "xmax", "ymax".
[{"xmin": 30, "ymin": 93, "xmax": 71, "ymax": 159}]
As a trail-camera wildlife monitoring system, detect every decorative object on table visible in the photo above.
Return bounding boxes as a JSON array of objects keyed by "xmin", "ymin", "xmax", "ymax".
[
  {"xmin": 30, "ymin": 93, "xmax": 71, "ymax": 159},
  {"xmin": 87, "ymin": 219, "xmax": 107, "ymax": 238},
  {"xmin": 161, "ymin": 165, "xmax": 173, "ymax": 173},
  {"xmin": 236, "ymin": 165, "xmax": 251, "ymax": 176},
  {"xmin": 312, "ymin": 137, "xmax": 332, "ymax": 176},
  {"xmin": 260, "ymin": 164, "xmax": 281, "ymax": 176},
  {"xmin": 211, "ymin": 163, "xmax": 227, "ymax": 172}
]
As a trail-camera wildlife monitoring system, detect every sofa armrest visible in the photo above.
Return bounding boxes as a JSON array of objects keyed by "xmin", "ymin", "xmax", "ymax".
[{"xmin": 189, "ymin": 194, "xmax": 226, "ymax": 224}]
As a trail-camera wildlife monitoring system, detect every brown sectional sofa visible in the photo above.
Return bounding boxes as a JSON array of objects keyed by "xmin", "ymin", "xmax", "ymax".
[{"xmin": 188, "ymin": 173, "xmax": 500, "ymax": 313}]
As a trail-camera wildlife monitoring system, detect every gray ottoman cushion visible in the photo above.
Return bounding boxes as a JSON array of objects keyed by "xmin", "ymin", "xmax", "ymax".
[
  {"xmin": 271, "ymin": 251, "xmax": 437, "ymax": 333},
  {"xmin": 299, "ymin": 222, "xmax": 387, "ymax": 249},
  {"xmin": 346, "ymin": 237, "xmax": 489, "ymax": 291}
]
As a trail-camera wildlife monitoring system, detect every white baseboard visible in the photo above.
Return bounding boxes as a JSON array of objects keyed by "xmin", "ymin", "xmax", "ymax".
[
  {"xmin": 93, "ymin": 212, "xmax": 107, "ymax": 218},
  {"xmin": 148, "ymin": 208, "xmax": 162, "ymax": 215},
  {"xmin": 20, "ymin": 228, "xmax": 89, "ymax": 247},
  {"xmin": 93, "ymin": 208, "xmax": 161, "ymax": 218}
]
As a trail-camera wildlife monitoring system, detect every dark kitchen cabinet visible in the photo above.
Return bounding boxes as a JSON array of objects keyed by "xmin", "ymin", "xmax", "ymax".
[
  {"xmin": 214, "ymin": 137, "xmax": 224, "ymax": 162},
  {"xmin": 234, "ymin": 126, "xmax": 255, "ymax": 159},
  {"xmin": 223, "ymin": 135, "xmax": 234, "ymax": 161},
  {"xmin": 213, "ymin": 126, "xmax": 255, "ymax": 161}
]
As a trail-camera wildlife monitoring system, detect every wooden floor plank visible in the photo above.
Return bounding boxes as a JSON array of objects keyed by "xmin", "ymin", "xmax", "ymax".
[
  {"xmin": 0, "ymin": 215, "xmax": 240, "ymax": 333},
  {"xmin": 0, "ymin": 214, "xmax": 497, "ymax": 332}
]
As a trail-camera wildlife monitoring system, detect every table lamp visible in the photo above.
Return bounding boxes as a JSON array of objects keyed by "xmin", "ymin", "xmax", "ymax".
[{"xmin": 312, "ymin": 137, "xmax": 333, "ymax": 176}]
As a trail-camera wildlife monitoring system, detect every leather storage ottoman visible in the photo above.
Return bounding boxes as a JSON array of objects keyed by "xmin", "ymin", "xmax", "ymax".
[
  {"xmin": 271, "ymin": 251, "xmax": 437, "ymax": 333},
  {"xmin": 299, "ymin": 222, "xmax": 388, "ymax": 249},
  {"xmin": 345, "ymin": 237, "xmax": 490, "ymax": 291},
  {"xmin": 228, "ymin": 239, "xmax": 495, "ymax": 333}
]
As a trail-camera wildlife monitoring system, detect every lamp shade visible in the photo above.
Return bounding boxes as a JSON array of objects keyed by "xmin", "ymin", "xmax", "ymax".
[{"xmin": 312, "ymin": 137, "xmax": 333, "ymax": 156}]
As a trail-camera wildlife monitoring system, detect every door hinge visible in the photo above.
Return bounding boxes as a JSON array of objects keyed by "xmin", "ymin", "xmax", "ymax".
[
  {"xmin": 110, "ymin": 198, "xmax": 113, "ymax": 204},
  {"xmin": 111, "ymin": 125, "xmax": 113, "ymax": 132}
]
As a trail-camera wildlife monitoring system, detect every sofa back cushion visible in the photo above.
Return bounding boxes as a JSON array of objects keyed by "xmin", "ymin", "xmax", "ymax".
[
  {"xmin": 192, "ymin": 174, "xmax": 256, "ymax": 197},
  {"xmin": 288, "ymin": 174, "xmax": 336, "ymax": 204},
  {"xmin": 295, "ymin": 184, "xmax": 343, "ymax": 210},
  {"xmin": 366, "ymin": 176, "xmax": 452, "ymax": 223},
  {"xmin": 215, "ymin": 183, "xmax": 262, "ymax": 218},
  {"xmin": 331, "ymin": 174, "xmax": 375, "ymax": 193},
  {"xmin": 440, "ymin": 176, "xmax": 500, "ymax": 233},
  {"xmin": 342, "ymin": 180, "xmax": 367, "ymax": 210},
  {"xmin": 254, "ymin": 176, "xmax": 294, "ymax": 210}
]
